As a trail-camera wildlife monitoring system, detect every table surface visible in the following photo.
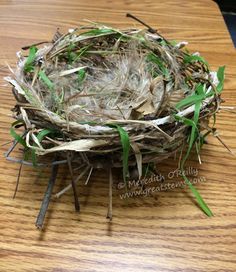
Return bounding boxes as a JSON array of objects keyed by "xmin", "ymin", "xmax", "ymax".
[{"xmin": 0, "ymin": 1, "xmax": 236, "ymax": 271}]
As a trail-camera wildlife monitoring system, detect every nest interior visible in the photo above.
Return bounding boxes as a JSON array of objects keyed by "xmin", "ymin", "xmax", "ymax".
[{"xmin": 4, "ymin": 19, "xmax": 226, "ymax": 226}]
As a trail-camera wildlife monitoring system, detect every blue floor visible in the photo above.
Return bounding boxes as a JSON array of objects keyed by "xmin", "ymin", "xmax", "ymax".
[{"xmin": 223, "ymin": 13, "xmax": 236, "ymax": 47}]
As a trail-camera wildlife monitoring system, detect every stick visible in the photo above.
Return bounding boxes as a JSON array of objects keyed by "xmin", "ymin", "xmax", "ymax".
[
  {"xmin": 215, "ymin": 135, "xmax": 235, "ymax": 156},
  {"xmin": 5, "ymin": 156, "xmax": 67, "ymax": 167},
  {"xmin": 5, "ymin": 140, "xmax": 18, "ymax": 157},
  {"xmin": 67, "ymin": 153, "xmax": 80, "ymax": 212},
  {"xmin": 21, "ymin": 41, "xmax": 50, "ymax": 50},
  {"xmin": 35, "ymin": 163, "xmax": 59, "ymax": 229},
  {"xmin": 84, "ymin": 167, "xmax": 93, "ymax": 185},
  {"xmin": 1, "ymin": 140, "xmax": 14, "ymax": 147},
  {"xmin": 126, "ymin": 13, "xmax": 169, "ymax": 45},
  {"xmin": 126, "ymin": 13, "xmax": 157, "ymax": 34},
  {"xmin": 106, "ymin": 168, "xmax": 113, "ymax": 221},
  {"xmin": 13, "ymin": 161, "xmax": 23, "ymax": 199},
  {"xmin": 54, "ymin": 165, "xmax": 89, "ymax": 198}
]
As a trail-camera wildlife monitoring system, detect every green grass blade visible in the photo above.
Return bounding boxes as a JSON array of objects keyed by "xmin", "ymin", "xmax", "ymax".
[
  {"xmin": 78, "ymin": 68, "xmax": 86, "ymax": 83},
  {"xmin": 146, "ymin": 52, "xmax": 169, "ymax": 78},
  {"xmin": 81, "ymin": 28, "xmax": 115, "ymax": 36},
  {"xmin": 38, "ymin": 71, "xmax": 54, "ymax": 90},
  {"xmin": 10, "ymin": 120, "xmax": 27, "ymax": 148},
  {"xmin": 186, "ymin": 99, "xmax": 201, "ymax": 159},
  {"xmin": 183, "ymin": 55, "xmax": 208, "ymax": 66},
  {"xmin": 175, "ymin": 94, "xmax": 205, "ymax": 109},
  {"xmin": 169, "ymin": 40, "xmax": 178, "ymax": 46},
  {"xmin": 174, "ymin": 115, "xmax": 196, "ymax": 128},
  {"xmin": 24, "ymin": 46, "xmax": 38, "ymax": 72},
  {"xmin": 175, "ymin": 96, "xmax": 213, "ymax": 216},
  {"xmin": 31, "ymin": 129, "xmax": 55, "ymax": 167},
  {"xmin": 176, "ymin": 84, "xmax": 206, "ymax": 110},
  {"xmin": 216, "ymin": 66, "xmax": 225, "ymax": 93},
  {"xmin": 30, "ymin": 150, "xmax": 37, "ymax": 167},
  {"xmin": 36, "ymin": 129, "xmax": 54, "ymax": 142},
  {"xmin": 107, "ymin": 124, "xmax": 130, "ymax": 183},
  {"xmin": 195, "ymin": 83, "xmax": 205, "ymax": 96},
  {"xmin": 182, "ymin": 173, "xmax": 213, "ymax": 216},
  {"xmin": 67, "ymin": 43, "xmax": 77, "ymax": 63}
]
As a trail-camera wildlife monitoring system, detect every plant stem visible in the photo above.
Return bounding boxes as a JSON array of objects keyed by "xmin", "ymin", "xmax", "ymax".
[
  {"xmin": 67, "ymin": 152, "xmax": 80, "ymax": 211},
  {"xmin": 35, "ymin": 163, "xmax": 59, "ymax": 229},
  {"xmin": 126, "ymin": 13, "xmax": 157, "ymax": 34},
  {"xmin": 13, "ymin": 161, "xmax": 23, "ymax": 199},
  {"xmin": 106, "ymin": 168, "xmax": 113, "ymax": 221}
]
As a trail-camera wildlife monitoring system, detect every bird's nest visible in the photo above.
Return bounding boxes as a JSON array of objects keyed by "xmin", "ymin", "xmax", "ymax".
[{"xmin": 5, "ymin": 15, "xmax": 226, "ymax": 228}]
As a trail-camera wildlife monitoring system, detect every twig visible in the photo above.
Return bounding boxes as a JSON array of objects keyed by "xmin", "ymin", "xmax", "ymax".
[
  {"xmin": 1, "ymin": 140, "xmax": 14, "ymax": 147},
  {"xmin": 54, "ymin": 165, "xmax": 89, "ymax": 198},
  {"xmin": 5, "ymin": 156, "xmax": 67, "ymax": 167},
  {"xmin": 220, "ymin": 106, "xmax": 235, "ymax": 110},
  {"xmin": 126, "ymin": 13, "xmax": 157, "ymax": 34},
  {"xmin": 106, "ymin": 168, "xmax": 113, "ymax": 221},
  {"xmin": 67, "ymin": 152, "xmax": 80, "ymax": 211},
  {"xmin": 126, "ymin": 13, "xmax": 168, "ymax": 43},
  {"xmin": 5, "ymin": 132, "xmax": 27, "ymax": 158},
  {"xmin": 219, "ymin": 106, "xmax": 236, "ymax": 114},
  {"xmin": 35, "ymin": 162, "xmax": 59, "ymax": 229},
  {"xmin": 202, "ymin": 126, "xmax": 235, "ymax": 156},
  {"xmin": 195, "ymin": 142, "xmax": 202, "ymax": 164},
  {"xmin": 5, "ymin": 140, "xmax": 18, "ymax": 157},
  {"xmin": 85, "ymin": 167, "xmax": 93, "ymax": 185},
  {"xmin": 13, "ymin": 161, "xmax": 23, "ymax": 199},
  {"xmin": 22, "ymin": 41, "xmax": 51, "ymax": 50},
  {"xmin": 215, "ymin": 134, "xmax": 235, "ymax": 156}
]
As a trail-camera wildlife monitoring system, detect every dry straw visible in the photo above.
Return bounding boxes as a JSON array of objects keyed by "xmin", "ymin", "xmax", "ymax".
[{"xmin": 4, "ymin": 14, "xmax": 226, "ymax": 229}]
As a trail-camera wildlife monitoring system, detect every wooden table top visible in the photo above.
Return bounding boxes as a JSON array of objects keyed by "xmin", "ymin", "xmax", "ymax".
[{"xmin": 0, "ymin": 1, "xmax": 236, "ymax": 271}]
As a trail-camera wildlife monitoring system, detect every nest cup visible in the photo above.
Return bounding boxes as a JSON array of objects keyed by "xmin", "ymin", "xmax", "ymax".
[
  {"xmin": 8, "ymin": 25, "xmax": 221, "ymax": 170},
  {"xmin": 5, "ymin": 21, "xmax": 225, "ymax": 226}
]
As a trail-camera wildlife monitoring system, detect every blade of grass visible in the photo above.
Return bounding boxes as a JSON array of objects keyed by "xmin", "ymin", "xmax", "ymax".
[
  {"xmin": 78, "ymin": 68, "xmax": 86, "ymax": 83},
  {"xmin": 38, "ymin": 71, "xmax": 54, "ymax": 89},
  {"xmin": 31, "ymin": 129, "xmax": 55, "ymax": 167},
  {"xmin": 9, "ymin": 121, "xmax": 39, "ymax": 168},
  {"xmin": 216, "ymin": 66, "xmax": 225, "ymax": 93},
  {"xmin": 10, "ymin": 120, "xmax": 27, "ymax": 148},
  {"xmin": 73, "ymin": 44, "xmax": 91, "ymax": 62},
  {"xmin": 176, "ymin": 84, "xmax": 206, "ymax": 110},
  {"xmin": 174, "ymin": 96, "xmax": 213, "ymax": 216},
  {"xmin": 107, "ymin": 124, "xmax": 130, "ymax": 183},
  {"xmin": 80, "ymin": 28, "xmax": 116, "ymax": 36},
  {"xmin": 183, "ymin": 55, "xmax": 208, "ymax": 66},
  {"xmin": 37, "ymin": 129, "xmax": 54, "ymax": 142},
  {"xmin": 67, "ymin": 43, "xmax": 77, "ymax": 63},
  {"xmin": 188, "ymin": 99, "xmax": 201, "ymax": 158},
  {"xmin": 182, "ymin": 173, "xmax": 212, "ymax": 216},
  {"xmin": 24, "ymin": 46, "xmax": 38, "ymax": 72},
  {"xmin": 175, "ymin": 93, "xmax": 205, "ymax": 110},
  {"xmin": 146, "ymin": 52, "xmax": 169, "ymax": 78}
]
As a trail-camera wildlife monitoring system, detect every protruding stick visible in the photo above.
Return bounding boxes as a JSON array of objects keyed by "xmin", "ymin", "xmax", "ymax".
[
  {"xmin": 67, "ymin": 153, "xmax": 80, "ymax": 212},
  {"xmin": 107, "ymin": 168, "xmax": 113, "ymax": 221},
  {"xmin": 126, "ymin": 13, "xmax": 157, "ymax": 34},
  {"xmin": 13, "ymin": 161, "xmax": 23, "ymax": 199},
  {"xmin": 35, "ymin": 163, "xmax": 59, "ymax": 229},
  {"xmin": 126, "ymin": 13, "xmax": 166, "ymax": 41},
  {"xmin": 54, "ymin": 165, "xmax": 89, "ymax": 198}
]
